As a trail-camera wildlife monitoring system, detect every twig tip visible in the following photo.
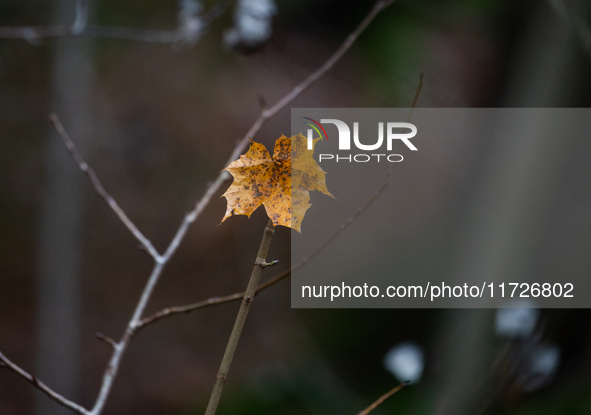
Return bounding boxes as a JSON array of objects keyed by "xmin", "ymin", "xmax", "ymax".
[
  {"xmin": 257, "ymin": 92, "xmax": 267, "ymax": 111},
  {"xmin": 95, "ymin": 332, "xmax": 117, "ymax": 348}
]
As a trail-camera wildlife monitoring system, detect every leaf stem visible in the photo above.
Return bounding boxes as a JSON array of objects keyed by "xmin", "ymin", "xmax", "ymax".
[
  {"xmin": 204, "ymin": 219, "xmax": 276, "ymax": 415},
  {"xmin": 357, "ymin": 382, "xmax": 408, "ymax": 415}
]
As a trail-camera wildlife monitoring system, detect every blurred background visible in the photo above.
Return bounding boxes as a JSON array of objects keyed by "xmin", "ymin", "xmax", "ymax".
[{"xmin": 1, "ymin": 0, "xmax": 591, "ymax": 414}]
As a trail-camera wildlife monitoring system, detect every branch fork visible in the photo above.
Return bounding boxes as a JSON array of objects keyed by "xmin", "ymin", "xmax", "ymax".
[{"xmin": 0, "ymin": 2, "xmax": 400, "ymax": 414}]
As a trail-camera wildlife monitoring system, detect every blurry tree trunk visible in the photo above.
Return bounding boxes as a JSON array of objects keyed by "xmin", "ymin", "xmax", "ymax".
[
  {"xmin": 36, "ymin": 1, "xmax": 95, "ymax": 414},
  {"xmin": 432, "ymin": 1, "xmax": 587, "ymax": 414}
]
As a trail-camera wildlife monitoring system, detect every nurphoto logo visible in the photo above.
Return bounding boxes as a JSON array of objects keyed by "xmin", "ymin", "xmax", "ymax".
[{"xmin": 303, "ymin": 118, "xmax": 418, "ymax": 163}]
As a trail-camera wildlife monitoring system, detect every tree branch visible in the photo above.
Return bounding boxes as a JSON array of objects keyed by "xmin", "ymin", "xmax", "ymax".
[
  {"xmin": 0, "ymin": 2, "xmax": 225, "ymax": 45},
  {"xmin": 357, "ymin": 382, "xmax": 408, "ymax": 415},
  {"xmin": 0, "ymin": 352, "xmax": 90, "ymax": 415},
  {"xmin": 173, "ymin": 0, "xmax": 398, "ymax": 240},
  {"xmin": 94, "ymin": 333, "xmax": 118, "ymax": 350},
  {"xmin": 205, "ymin": 220, "xmax": 276, "ymax": 415},
  {"xmin": 88, "ymin": 260, "xmax": 166, "ymax": 415},
  {"xmin": 50, "ymin": 114, "xmax": 162, "ymax": 261},
  {"xmin": 135, "ymin": 166, "xmax": 394, "ymax": 330},
  {"xmin": 135, "ymin": 163, "xmax": 394, "ymax": 328},
  {"xmin": 135, "ymin": 69, "xmax": 424, "ymax": 334}
]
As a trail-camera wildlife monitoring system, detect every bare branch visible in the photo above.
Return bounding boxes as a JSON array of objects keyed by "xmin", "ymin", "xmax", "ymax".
[
  {"xmin": 205, "ymin": 220, "xmax": 276, "ymax": 415},
  {"xmin": 88, "ymin": 260, "xmax": 165, "ymax": 415},
  {"xmin": 0, "ymin": 24, "xmax": 183, "ymax": 43},
  {"xmin": 50, "ymin": 114, "xmax": 161, "ymax": 261},
  {"xmin": 94, "ymin": 333, "xmax": 117, "ymax": 350},
  {"xmin": 0, "ymin": 352, "xmax": 90, "ymax": 415},
  {"xmin": 135, "ymin": 68, "xmax": 424, "ymax": 333},
  {"xmin": 48, "ymin": 115, "xmax": 169, "ymax": 414},
  {"xmin": 262, "ymin": 0, "xmax": 396, "ymax": 120},
  {"xmin": 409, "ymin": 70, "xmax": 424, "ymax": 120},
  {"xmin": 163, "ymin": 0, "xmax": 399, "ymax": 279},
  {"xmin": 357, "ymin": 382, "xmax": 408, "ymax": 415},
  {"xmin": 135, "ymin": 165, "xmax": 393, "ymax": 329},
  {"xmin": 257, "ymin": 92, "xmax": 268, "ymax": 112},
  {"xmin": 0, "ymin": 2, "xmax": 225, "ymax": 45}
]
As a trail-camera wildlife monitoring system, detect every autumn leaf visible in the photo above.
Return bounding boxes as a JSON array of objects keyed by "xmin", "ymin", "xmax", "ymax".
[{"xmin": 221, "ymin": 133, "xmax": 333, "ymax": 232}]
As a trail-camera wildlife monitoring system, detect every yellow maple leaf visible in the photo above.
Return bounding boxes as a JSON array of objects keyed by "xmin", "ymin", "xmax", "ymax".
[{"xmin": 221, "ymin": 133, "xmax": 333, "ymax": 232}]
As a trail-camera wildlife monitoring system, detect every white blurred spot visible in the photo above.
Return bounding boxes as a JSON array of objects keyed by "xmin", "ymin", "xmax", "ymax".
[
  {"xmin": 383, "ymin": 341, "xmax": 424, "ymax": 384},
  {"xmin": 178, "ymin": 0, "xmax": 204, "ymax": 45},
  {"xmin": 518, "ymin": 342, "xmax": 560, "ymax": 392},
  {"xmin": 224, "ymin": 0, "xmax": 277, "ymax": 49},
  {"xmin": 495, "ymin": 299, "xmax": 540, "ymax": 338}
]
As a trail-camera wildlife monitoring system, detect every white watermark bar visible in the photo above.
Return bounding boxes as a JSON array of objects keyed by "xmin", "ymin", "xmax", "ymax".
[{"xmin": 291, "ymin": 108, "xmax": 591, "ymax": 308}]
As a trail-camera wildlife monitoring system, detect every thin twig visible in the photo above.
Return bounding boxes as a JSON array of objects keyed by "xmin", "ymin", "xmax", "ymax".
[
  {"xmin": 357, "ymin": 382, "xmax": 408, "ymax": 415},
  {"xmin": 49, "ymin": 115, "xmax": 167, "ymax": 415},
  {"xmin": 173, "ymin": 0, "xmax": 398, "ymax": 240},
  {"xmin": 409, "ymin": 70, "xmax": 424, "ymax": 120},
  {"xmin": 50, "ymin": 114, "xmax": 161, "ymax": 261},
  {"xmin": 0, "ymin": 3, "xmax": 225, "ymax": 45},
  {"xmin": 0, "ymin": 25, "xmax": 178, "ymax": 43},
  {"xmin": 88, "ymin": 260, "xmax": 165, "ymax": 415},
  {"xmin": 94, "ymin": 333, "xmax": 117, "ymax": 350},
  {"xmin": 135, "ymin": 68, "xmax": 424, "ymax": 333},
  {"xmin": 205, "ymin": 220, "xmax": 276, "ymax": 415},
  {"xmin": 0, "ymin": 352, "xmax": 90, "ymax": 415},
  {"xmin": 136, "ymin": 165, "xmax": 392, "ymax": 329}
]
